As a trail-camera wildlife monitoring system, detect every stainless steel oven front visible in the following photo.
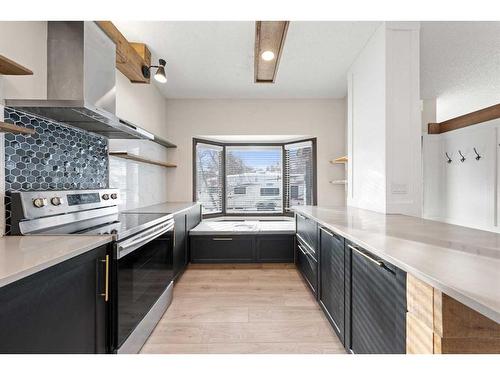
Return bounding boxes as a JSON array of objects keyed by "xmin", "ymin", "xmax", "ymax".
[{"xmin": 112, "ymin": 217, "xmax": 175, "ymax": 354}]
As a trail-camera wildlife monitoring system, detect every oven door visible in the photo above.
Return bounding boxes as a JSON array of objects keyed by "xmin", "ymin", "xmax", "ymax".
[{"xmin": 112, "ymin": 219, "xmax": 174, "ymax": 353}]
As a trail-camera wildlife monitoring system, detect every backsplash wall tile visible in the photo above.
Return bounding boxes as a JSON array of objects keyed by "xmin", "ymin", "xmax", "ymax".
[{"xmin": 3, "ymin": 108, "xmax": 109, "ymax": 233}]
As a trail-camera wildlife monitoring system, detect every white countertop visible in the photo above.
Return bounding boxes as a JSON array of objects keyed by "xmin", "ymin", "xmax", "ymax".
[
  {"xmin": 124, "ymin": 202, "xmax": 199, "ymax": 215},
  {"xmin": 189, "ymin": 219, "xmax": 295, "ymax": 235},
  {"xmin": 0, "ymin": 235, "xmax": 113, "ymax": 288},
  {"xmin": 292, "ymin": 205, "xmax": 500, "ymax": 324}
]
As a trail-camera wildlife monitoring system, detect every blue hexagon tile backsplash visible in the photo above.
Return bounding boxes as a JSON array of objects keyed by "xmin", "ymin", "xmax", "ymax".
[{"xmin": 3, "ymin": 108, "xmax": 109, "ymax": 234}]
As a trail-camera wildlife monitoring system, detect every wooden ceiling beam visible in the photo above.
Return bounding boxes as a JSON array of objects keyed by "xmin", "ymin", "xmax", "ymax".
[
  {"xmin": 96, "ymin": 21, "xmax": 151, "ymax": 84},
  {"xmin": 254, "ymin": 21, "xmax": 289, "ymax": 83}
]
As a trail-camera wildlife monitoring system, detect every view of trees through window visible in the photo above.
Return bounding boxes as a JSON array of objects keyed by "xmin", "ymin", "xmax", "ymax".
[{"xmin": 194, "ymin": 139, "xmax": 315, "ymax": 215}]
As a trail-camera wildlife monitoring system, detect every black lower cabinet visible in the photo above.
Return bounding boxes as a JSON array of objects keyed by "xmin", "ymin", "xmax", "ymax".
[
  {"xmin": 191, "ymin": 236, "xmax": 255, "ymax": 262},
  {"xmin": 190, "ymin": 234, "xmax": 294, "ymax": 263},
  {"xmin": 318, "ymin": 227, "xmax": 345, "ymax": 344},
  {"xmin": 296, "ymin": 239, "xmax": 318, "ymax": 296},
  {"xmin": 0, "ymin": 245, "xmax": 109, "ymax": 353},
  {"xmin": 345, "ymin": 241, "xmax": 406, "ymax": 354},
  {"xmin": 256, "ymin": 235, "xmax": 294, "ymax": 262},
  {"xmin": 173, "ymin": 212, "xmax": 187, "ymax": 279}
]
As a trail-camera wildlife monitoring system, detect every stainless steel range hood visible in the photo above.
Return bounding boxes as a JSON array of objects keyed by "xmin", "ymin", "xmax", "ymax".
[{"xmin": 5, "ymin": 22, "xmax": 176, "ymax": 147}]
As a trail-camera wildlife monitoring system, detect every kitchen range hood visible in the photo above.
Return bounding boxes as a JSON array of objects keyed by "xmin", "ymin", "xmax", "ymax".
[{"xmin": 5, "ymin": 21, "xmax": 176, "ymax": 148}]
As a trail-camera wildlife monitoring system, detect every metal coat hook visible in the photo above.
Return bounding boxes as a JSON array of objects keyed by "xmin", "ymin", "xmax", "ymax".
[
  {"xmin": 473, "ymin": 147, "xmax": 482, "ymax": 161},
  {"xmin": 458, "ymin": 150, "xmax": 466, "ymax": 163},
  {"xmin": 445, "ymin": 152, "xmax": 452, "ymax": 164}
]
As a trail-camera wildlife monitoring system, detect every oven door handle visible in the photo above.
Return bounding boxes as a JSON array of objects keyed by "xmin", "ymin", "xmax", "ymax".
[{"xmin": 117, "ymin": 221, "xmax": 174, "ymax": 259}]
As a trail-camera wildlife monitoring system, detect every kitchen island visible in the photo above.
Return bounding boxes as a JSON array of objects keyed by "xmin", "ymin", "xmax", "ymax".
[{"xmin": 292, "ymin": 205, "xmax": 500, "ymax": 354}]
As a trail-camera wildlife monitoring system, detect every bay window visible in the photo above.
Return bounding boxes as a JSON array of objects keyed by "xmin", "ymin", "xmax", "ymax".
[{"xmin": 194, "ymin": 138, "xmax": 316, "ymax": 216}]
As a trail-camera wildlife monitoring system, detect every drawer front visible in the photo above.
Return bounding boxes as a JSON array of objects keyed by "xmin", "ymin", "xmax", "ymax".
[
  {"xmin": 346, "ymin": 242, "xmax": 406, "ymax": 354},
  {"xmin": 256, "ymin": 235, "xmax": 294, "ymax": 262},
  {"xmin": 190, "ymin": 236, "xmax": 255, "ymax": 262},
  {"xmin": 296, "ymin": 213, "xmax": 318, "ymax": 252},
  {"xmin": 319, "ymin": 227, "xmax": 345, "ymax": 343},
  {"xmin": 296, "ymin": 240, "xmax": 318, "ymax": 295}
]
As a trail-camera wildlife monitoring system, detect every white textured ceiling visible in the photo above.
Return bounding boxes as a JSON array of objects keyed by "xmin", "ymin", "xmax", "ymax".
[
  {"xmin": 113, "ymin": 21, "xmax": 380, "ymax": 99},
  {"xmin": 420, "ymin": 21, "xmax": 500, "ymax": 100}
]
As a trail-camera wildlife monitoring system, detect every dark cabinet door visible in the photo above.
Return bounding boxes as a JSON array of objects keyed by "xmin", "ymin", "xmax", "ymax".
[
  {"xmin": 173, "ymin": 213, "xmax": 187, "ymax": 279},
  {"xmin": 319, "ymin": 227, "xmax": 345, "ymax": 344},
  {"xmin": 190, "ymin": 236, "xmax": 255, "ymax": 262},
  {"xmin": 0, "ymin": 245, "xmax": 108, "ymax": 353},
  {"xmin": 256, "ymin": 235, "xmax": 294, "ymax": 262},
  {"xmin": 346, "ymin": 242, "xmax": 406, "ymax": 354},
  {"xmin": 296, "ymin": 239, "xmax": 318, "ymax": 295},
  {"xmin": 296, "ymin": 213, "xmax": 318, "ymax": 253}
]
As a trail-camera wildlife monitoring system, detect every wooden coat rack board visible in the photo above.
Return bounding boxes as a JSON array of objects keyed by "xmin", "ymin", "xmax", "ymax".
[{"xmin": 428, "ymin": 103, "xmax": 500, "ymax": 134}]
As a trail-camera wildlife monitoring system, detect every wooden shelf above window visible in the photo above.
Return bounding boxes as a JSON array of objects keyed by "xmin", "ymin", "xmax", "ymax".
[
  {"xmin": 109, "ymin": 151, "xmax": 177, "ymax": 168},
  {"xmin": 330, "ymin": 156, "xmax": 348, "ymax": 164},
  {"xmin": 0, "ymin": 121, "xmax": 35, "ymax": 135},
  {"xmin": 0, "ymin": 55, "xmax": 33, "ymax": 75}
]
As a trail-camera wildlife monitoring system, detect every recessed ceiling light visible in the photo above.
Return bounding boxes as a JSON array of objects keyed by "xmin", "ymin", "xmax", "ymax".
[{"xmin": 261, "ymin": 50, "xmax": 275, "ymax": 61}]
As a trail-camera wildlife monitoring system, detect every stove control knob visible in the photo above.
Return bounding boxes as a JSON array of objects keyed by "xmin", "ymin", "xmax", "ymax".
[
  {"xmin": 33, "ymin": 198, "xmax": 47, "ymax": 208},
  {"xmin": 110, "ymin": 193, "xmax": 118, "ymax": 200},
  {"xmin": 111, "ymin": 229, "xmax": 118, "ymax": 235},
  {"xmin": 102, "ymin": 194, "xmax": 110, "ymax": 200},
  {"xmin": 51, "ymin": 197, "xmax": 62, "ymax": 206}
]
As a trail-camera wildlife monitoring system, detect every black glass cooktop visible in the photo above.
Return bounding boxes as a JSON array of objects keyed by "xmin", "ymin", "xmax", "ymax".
[{"xmin": 36, "ymin": 212, "xmax": 172, "ymax": 240}]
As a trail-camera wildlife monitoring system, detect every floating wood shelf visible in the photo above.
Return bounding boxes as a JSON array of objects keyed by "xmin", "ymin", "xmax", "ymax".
[
  {"xmin": 109, "ymin": 152, "xmax": 177, "ymax": 168},
  {"xmin": 330, "ymin": 156, "xmax": 348, "ymax": 164},
  {"xmin": 96, "ymin": 21, "xmax": 151, "ymax": 84},
  {"xmin": 330, "ymin": 180, "xmax": 347, "ymax": 185},
  {"xmin": 0, "ymin": 54, "xmax": 33, "ymax": 76},
  {"xmin": 428, "ymin": 103, "xmax": 500, "ymax": 134},
  {"xmin": 0, "ymin": 121, "xmax": 35, "ymax": 135}
]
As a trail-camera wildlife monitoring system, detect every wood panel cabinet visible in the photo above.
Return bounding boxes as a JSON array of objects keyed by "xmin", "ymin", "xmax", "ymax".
[
  {"xmin": 0, "ymin": 245, "xmax": 109, "ymax": 353},
  {"xmin": 407, "ymin": 274, "xmax": 500, "ymax": 354},
  {"xmin": 319, "ymin": 226, "xmax": 345, "ymax": 344},
  {"xmin": 345, "ymin": 241, "xmax": 406, "ymax": 354}
]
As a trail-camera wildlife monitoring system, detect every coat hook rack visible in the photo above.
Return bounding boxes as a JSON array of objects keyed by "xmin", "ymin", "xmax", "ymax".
[
  {"xmin": 445, "ymin": 152, "xmax": 452, "ymax": 164},
  {"xmin": 473, "ymin": 147, "xmax": 482, "ymax": 161},
  {"xmin": 458, "ymin": 150, "xmax": 466, "ymax": 162}
]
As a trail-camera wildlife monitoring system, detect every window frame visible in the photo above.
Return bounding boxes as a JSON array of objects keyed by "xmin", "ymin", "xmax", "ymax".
[{"xmin": 192, "ymin": 137, "xmax": 317, "ymax": 218}]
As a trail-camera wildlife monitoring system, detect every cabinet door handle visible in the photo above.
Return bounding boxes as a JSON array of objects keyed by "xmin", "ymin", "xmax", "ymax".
[
  {"xmin": 297, "ymin": 243, "xmax": 309, "ymax": 256},
  {"xmin": 348, "ymin": 244, "xmax": 384, "ymax": 267},
  {"xmin": 100, "ymin": 255, "xmax": 109, "ymax": 302},
  {"xmin": 320, "ymin": 227, "xmax": 334, "ymax": 237},
  {"xmin": 213, "ymin": 237, "xmax": 233, "ymax": 241}
]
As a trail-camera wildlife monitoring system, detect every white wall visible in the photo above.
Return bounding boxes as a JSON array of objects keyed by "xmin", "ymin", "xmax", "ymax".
[
  {"xmin": 347, "ymin": 25, "xmax": 387, "ymax": 213},
  {"xmin": 115, "ymin": 71, "xmax": 168, "ymax": 139},
  {"xmin": 347, "ymin": 22, "xmax": 422, "ymax": 216},
  {"xmin": 164, "ymin": 99, "xmax": 347, "ymax": 206},
  {"xmin": 421, "ymin": 22, "xmax": 500, "ymax": 232}
]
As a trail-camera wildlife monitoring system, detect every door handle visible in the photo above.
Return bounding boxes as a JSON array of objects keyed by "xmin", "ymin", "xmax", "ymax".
[
  {"xmin": 348, "ymin": 244, "xmax": 384, "ymax": 267},
  {"xmin": 297, "ymin": 243, "xmax": 308, "ymax": 256},
  {"xmin": 213, "ymin": 237, "xmax": 233, "ymax": 241},
  {"xmin": 100, "ymin": 255, "xmax": 109, "ymax": 302},
  {"xmin": 320, "ymin": 227, "xmax": 334, "ymax": 237}
]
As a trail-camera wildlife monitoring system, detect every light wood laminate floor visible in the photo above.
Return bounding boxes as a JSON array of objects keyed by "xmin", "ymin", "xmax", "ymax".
[{"xmin": 141, "ymin": 264, "xmax": 346, "ymax": 354}]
